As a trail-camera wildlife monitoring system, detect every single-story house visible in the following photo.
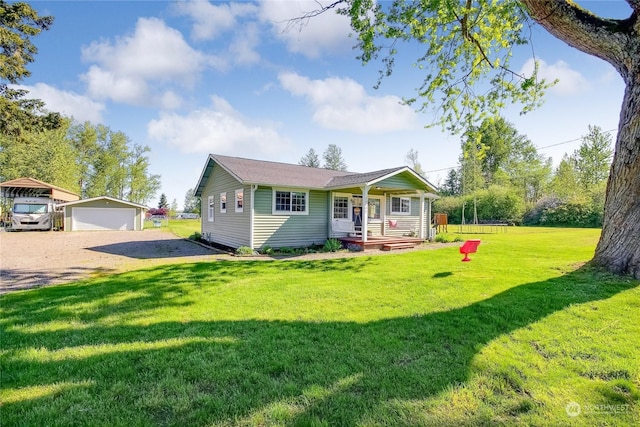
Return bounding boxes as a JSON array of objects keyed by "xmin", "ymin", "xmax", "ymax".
[
  {"xmin": 57, "ymin": 196, "xmax": 148, "ymax": 231},
  {"xmin": 194, "ymin": 154, "xmax": 439, "ymax": 249}
]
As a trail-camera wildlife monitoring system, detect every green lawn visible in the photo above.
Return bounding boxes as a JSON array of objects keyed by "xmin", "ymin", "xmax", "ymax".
[
  {"xmin": 167, "ymin": 218, "xmax": 200, "ymax": 239},
  {"xmin": 1, "ymin": 228, "xmax": 639, "ymax": 426}
]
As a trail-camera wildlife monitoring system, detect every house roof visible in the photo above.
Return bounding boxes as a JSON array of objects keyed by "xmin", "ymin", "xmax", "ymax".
[
  {"xmin": 56, "ymin": 196, "xmax": 149, "ymax": 210},
  {"xmin": 194, "ymin": 154, "xmax": 439, "ymax": 197},
  {"xmin": 0, "ymin": 177, "xmax": 80, "ymax": 202}
]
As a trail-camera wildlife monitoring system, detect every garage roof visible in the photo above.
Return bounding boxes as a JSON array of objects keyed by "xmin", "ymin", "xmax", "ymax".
[
  {"xmin": 0, "ymin": 177, "xmax": 80, "ymax": 202},
  {"xmin": 57, "ymin": 196, "xmax": 149, "ymax": 209}
]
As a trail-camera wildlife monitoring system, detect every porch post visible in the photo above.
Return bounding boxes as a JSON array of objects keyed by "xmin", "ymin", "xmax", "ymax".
[
  {"xmin": 361, "ymin": 185, "xmax": 370, "ymax": 243},
  {"xmin": 426, "ymin": 196, "xmax": 433, "ymax": 240},
  {"xmin": 419, "ymin": 191, "xmax": 425, "ymax": 239}
]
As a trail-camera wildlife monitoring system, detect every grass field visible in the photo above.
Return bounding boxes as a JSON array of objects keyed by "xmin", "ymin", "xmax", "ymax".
[
  {"xmin": 1, "ymin": 228, "xmax": 638, "ymax": 426},
  {"xmin": 167, "ymin": 218, "xmax": 200, "ymax": 239}
]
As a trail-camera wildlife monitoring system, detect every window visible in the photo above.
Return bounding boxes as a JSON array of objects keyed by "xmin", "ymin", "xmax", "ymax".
[
  {"xmin": 273, "ymin": 189, "xmax": 309, "ymax": 215},
  {"xmin": 13, "ymin": 203, "xmax": 48, "ymax": 214},
  {"xmin": 220, "ymin": 192, "xmax": 227, "ymax": 213},
  {"xmin": 391, "ymin": 196, "xmax": 411, "ymax": 215},
  {"xmin": 333, "ymin": 196, "xmax": 349, "ymax": 219},
  {"xmin": 368, "ymin": 198, "xmax": 381, "ymax": 220},
  {"xmin": 235, "ymin": 189, "xmax": 243, "ymax": 213},
  {"xmin": 207, "ymin": 196, "xmax": 215, "ymax": 222}
]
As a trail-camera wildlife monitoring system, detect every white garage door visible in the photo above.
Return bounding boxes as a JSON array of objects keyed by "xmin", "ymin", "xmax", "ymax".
[{"xmin": 71, "ymin": 207, "xmax": 136, "ymax": 231}]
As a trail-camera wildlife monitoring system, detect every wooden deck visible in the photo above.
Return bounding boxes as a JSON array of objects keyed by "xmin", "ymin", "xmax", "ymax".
[{"xmin": 339, "ymin": 235, "xmax": 425, "ymax": 251}]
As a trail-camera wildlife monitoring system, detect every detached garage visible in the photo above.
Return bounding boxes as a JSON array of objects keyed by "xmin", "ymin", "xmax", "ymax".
[{"xmin": 58, "ymin": 196, "xmax": 148, "ymax": 231}]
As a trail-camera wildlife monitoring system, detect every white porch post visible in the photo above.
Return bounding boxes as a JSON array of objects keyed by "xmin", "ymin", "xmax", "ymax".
[
  {"xmin": 419, "ymin": 191, "xmax": 425, "ymax": 239},
  {"xmin": 427, "ymin": 196, "xmax": 433, "ymax": 240},
  {"xmin": 361, "ymin": 185, "xmax": 370, "ymax": 243}
]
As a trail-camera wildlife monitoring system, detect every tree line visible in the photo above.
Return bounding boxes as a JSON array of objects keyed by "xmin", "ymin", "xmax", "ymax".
[
  {"xmin": 434, "ymin": 117, "xmax": 612, "ymax": 227},
  {"xmin": 0, "ymin": 1, "xmax": 160, "ymax": 205}
]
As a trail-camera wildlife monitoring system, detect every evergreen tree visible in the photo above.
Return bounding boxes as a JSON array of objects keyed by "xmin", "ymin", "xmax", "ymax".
[
  {"xmin": 158, "ymin": 193, "xmax": 169, "ymax": 209},
  {"xmin": 183, "ymin": 188, "xmax": 200, "ymax": 214},
  {"xmin": 298, "ymin": 148, "xmax": 321, "ymax": 167},
  {"xmin": 323, "ymin": 144, "xmax": 347, "ymax": 171},
  {"xmin": 440, "ymin": 169, "xmax": 461, "ymax": 196}
]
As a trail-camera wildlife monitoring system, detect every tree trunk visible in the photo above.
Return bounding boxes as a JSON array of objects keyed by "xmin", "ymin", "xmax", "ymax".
[
  {"xmin": 522, "ymin": 0, "xmax": 640, "ymax": 278},
  {"xmin": 593, "ymin": 80, "xmax": 640, "ymax": 279}
]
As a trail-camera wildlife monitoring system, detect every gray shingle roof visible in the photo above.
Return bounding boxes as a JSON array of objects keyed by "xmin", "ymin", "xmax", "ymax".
[
  {"xmin": 326, "ymin": 167, "xmax": 406, "ymax": 188},
  {"xmin": 211, "ymin": 154, "xmax": 351, "ymax": 188},
  {"xmin": 195, "ymin": 154, "xmax": 438, "ymax": 196}
]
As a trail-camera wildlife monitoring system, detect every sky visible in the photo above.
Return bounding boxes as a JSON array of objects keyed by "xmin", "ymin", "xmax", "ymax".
[{"xmin": 16, "ymin": 0, "xmax": 631, "ymax": 208}]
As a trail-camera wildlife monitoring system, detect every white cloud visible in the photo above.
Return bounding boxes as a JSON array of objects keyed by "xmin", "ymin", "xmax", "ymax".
[
  {"xmin": 520, "ymin": 58, "xmax": 590, "ymax": 95},
  {"xmin": 81, "ymin": 17, "xmax": 207, "ymax": 106},
  {"xmin": 259, "ymin": 0, "xmax": 353, "ymax": 58},
  {"xmin": 14, "ymin": 83, "xmax": 104, "ymax": 123},
  {"xmin": 279, "ymin": 72, "xmax": 418, "ymax": 133},
  {"xmin": 147, "ymin": 96, "xmax": 289, "ymax": 156},
  {"xmin": 174, "ymin": 1, "xmax": 259, "ymax": 41}
]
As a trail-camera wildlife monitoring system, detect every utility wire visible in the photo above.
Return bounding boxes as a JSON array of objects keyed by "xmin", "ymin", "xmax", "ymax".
[{"xmin": 423, "ymin": 128, "xmax": 617, "ymax": 174}]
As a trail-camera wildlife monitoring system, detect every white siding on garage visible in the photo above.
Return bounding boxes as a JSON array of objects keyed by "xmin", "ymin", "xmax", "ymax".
[{"xmin": 72, "ymin": 207, "xmax": 135, "ymax": 231}]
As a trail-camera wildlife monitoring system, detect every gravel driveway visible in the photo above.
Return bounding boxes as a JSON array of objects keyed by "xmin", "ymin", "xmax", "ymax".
[{"xmin": 0, "ymin": 229, "xmax": 221, "ymax": 294}]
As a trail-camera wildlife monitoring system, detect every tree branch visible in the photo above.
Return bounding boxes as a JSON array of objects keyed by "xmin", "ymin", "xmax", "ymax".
[{"xmin": 521, "ymin": 0, "xmax": 634, "ymax": 78}]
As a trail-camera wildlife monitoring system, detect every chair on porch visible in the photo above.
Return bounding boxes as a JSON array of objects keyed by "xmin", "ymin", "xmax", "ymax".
[{"xmin": 331, "ymin": 219, "xmax": 362, "ymax": 237}]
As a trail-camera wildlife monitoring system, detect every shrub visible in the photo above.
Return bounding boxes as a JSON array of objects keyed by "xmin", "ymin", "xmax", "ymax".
[
  {"xmin": 434, "ymin": 234, "xmax": 450, "ymax": 243},
  {"xmin": 235, "ymin": 246, "xmax": 256, "ymax": 256},
  {"xmin": 323, "ymin": 238, "xmax": 342, "ymax": 252},
  {"xmin": 346, "ymin": 243, "xmax": 363, "ymax": 252},
  {"xmin": 434, "ymin": 186, "xmax": 524, "ymax": 225},
  {"xmin": 523, "ymin": 196, "xmax": 602, "ymax": 227},
  {"xmin": 259, "ymin": 246, "xmax": 274, "ymax": 255},
  {"xmin": 189, "ymin": 232, "xmax": 202, "ymax": 241}
]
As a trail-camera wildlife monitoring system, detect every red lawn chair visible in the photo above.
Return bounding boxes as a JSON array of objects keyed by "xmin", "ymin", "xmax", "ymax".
[{"xmin": 460, "ymin": 239, "xmax": 481, "ymax": 262}]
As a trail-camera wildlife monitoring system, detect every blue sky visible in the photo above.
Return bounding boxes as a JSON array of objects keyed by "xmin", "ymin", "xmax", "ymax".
[{"xmin": 18, "ymin": 1, "xmax": 630, "ymax": 208}]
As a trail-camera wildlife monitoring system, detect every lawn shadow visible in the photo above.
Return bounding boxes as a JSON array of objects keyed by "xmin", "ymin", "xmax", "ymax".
[
  {"xmin": 87, "ymin": 238, "xmax": 216, "ymax": 259},
  {"xmin": 1, "ymin": 264, "xmax": 637, "ymax": 425}
]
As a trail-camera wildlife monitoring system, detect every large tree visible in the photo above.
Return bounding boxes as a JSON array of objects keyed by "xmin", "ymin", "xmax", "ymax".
[
  {"xmin": 323, "ymin": 144, "xmax": 348, "ymax": 171},
  {"xmin": 299, "ymin": 148, "xmax": 321, "ymax": 167},
  {"xmin": 0, "ymin": 1, "xmax": 61, "ymax": 136},
  {"xmin": 573, "ymin": 125, "xmax": 613, "ymax": 192},
  {"xmin": 303, "ymin": 0, "xmax": 640, "ymax": 278}
]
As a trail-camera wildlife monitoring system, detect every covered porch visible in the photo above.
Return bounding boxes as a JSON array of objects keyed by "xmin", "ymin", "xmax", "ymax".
[{"xmin": 326, "ymin": 166, "xmax": 439, "ymax": 246}]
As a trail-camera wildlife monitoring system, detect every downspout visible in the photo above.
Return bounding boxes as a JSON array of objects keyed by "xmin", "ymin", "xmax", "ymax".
[{"xmin": 250, "ymin": 184, "xmax": 257, "ymax": 249}]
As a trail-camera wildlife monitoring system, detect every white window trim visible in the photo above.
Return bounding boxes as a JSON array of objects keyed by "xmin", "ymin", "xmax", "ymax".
[
  {"xmin": 220, "ymin": 192, "xmax": 227, "ymax": 213},
  {"xmin": 207, "ymin": 195, "xmax": 215, "ymax": 222},
  {"xmin": 272, "ymin": 188, "xmax": 310, "ymax": 215},
  {"xmin": 391, "ymin": 196, "xmax": 411, "ymax": 215},
  {"xmin": 235, "ymin": 189, "xmax": 244, "ymax": 213},
  {"xmin": 331, "ymin": 193, "xmax": 351, "ymax": 221}
]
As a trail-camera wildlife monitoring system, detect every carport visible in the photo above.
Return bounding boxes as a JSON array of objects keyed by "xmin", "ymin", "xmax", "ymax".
[{"xmin": 58, "ymin": 196, "xmax": 148, "ymax": 231}]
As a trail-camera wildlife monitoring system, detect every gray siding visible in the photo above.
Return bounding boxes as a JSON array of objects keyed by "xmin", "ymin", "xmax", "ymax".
[
  {"xmin": 200, "ymin": 164, "xmax": 250, "ymax": 248},
  {"xmin": 254, "ymin": 188, "xmax": 329, "ymax": 248},
  {"xmin": 377, "ymin": 173, "xmax": 420, "ymax": 190}
]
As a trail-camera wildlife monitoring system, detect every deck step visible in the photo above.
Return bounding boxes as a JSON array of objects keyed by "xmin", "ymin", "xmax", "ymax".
[{"xmin": 381, "ymin": 242, "xmax": 418, "ymax": 251}]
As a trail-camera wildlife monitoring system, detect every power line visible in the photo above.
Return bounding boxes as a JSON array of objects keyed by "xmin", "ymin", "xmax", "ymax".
[{"xmin": 423, "ymin": 128, "xmax": 617, "ymax": 175}]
